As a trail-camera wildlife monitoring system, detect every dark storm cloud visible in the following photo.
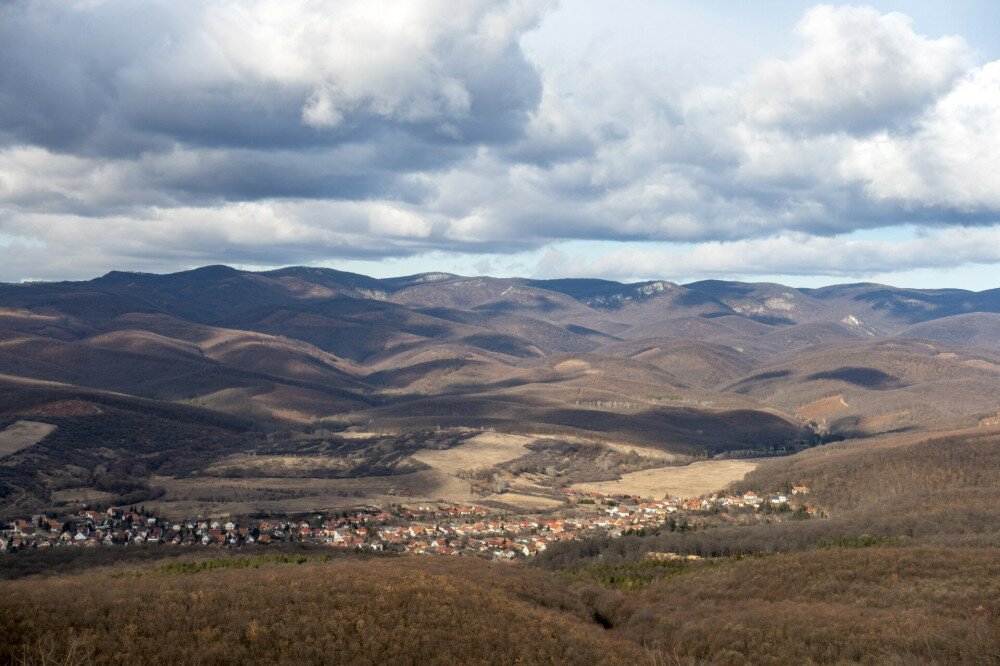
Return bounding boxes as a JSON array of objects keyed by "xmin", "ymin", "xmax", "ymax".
[{"xmin": 0, "ymin": 1, "xmax": 543, "ymax": 158}]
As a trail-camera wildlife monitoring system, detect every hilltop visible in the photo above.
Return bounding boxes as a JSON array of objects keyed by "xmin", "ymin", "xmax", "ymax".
[{"xmin": 2, "ymin": 266, "xmax": 1000, "ymax": 518}]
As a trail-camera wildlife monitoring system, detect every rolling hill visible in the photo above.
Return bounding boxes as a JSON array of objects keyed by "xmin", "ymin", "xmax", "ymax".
[{"xmin": 2, "ymin": 265, "xmax": 1000, "ymax": 517}]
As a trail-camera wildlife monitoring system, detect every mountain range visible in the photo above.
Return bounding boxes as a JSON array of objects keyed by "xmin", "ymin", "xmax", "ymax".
[{"xmin": 3, "ymin": 266, "xmax": 1000, "ymax": 443}]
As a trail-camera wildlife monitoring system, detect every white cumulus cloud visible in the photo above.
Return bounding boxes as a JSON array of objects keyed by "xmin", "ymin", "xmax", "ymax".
[{"xmin": 744, "ymin": 4, "xmax": 969, "ymax": 132}]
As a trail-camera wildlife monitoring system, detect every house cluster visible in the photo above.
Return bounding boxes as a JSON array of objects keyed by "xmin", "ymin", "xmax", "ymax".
[
  {"xmin": 2, "ymin": 507, "xmax": 178, "ymax": 551},
  {"xmin": 2, "ymin": 486, "xmax": 812, "ymax": 559},
  {"xmin": 561, "ymin": 484, "xmax": 811, "ymax": 515}
]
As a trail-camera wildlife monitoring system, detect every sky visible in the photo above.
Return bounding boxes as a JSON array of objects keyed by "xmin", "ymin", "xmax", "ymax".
[{"xmin": 1, "ymin": 1, "xmax": 1000, "ymax": 289}]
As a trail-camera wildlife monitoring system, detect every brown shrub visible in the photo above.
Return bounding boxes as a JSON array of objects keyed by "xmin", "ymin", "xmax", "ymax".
[
  {"xmin": 616, "ymin": 547, "xmax": 1000, "ymax": 664},
  {"xmin": 0, "ymin": 555, "xmax": 643, "ymax": 665}
]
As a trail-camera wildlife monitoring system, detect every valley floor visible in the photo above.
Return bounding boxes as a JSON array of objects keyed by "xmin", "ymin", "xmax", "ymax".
[
  {"xmin": 4, "ymin": 426, "xmax": 1000, "ymax": 664},
  {"xmin": 2, "ymin": 473, "xmax": 791, "ymax": 559}
]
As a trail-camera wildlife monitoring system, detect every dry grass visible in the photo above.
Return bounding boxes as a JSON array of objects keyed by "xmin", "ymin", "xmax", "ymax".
[
  {"xmin": 198, "ymin": 384, "xmax": 362, "ymax": 423},
  {"xmin": 486, "ymin": 492, "xmax": 564, "ymax": 510},
  {"xmin": 336, "ymin": 430, "xmax": 387, "ymax": 439},
  {"xmin": 49, "ymin": 488, "xmax": 117, "ymax": 504},
  {"xmin": 408, "ymin": 432, "xmax": 535, "ymax": 474},
  {"xmin": 146, "ymin": 473, "xmax": 437, "ymax": 519},
  {"xmin": 572, "ymin": 460, "xmax": 757, "ymax": 499},
  {"xmin": 203, "ymin": 454, "xmax": 353, "ymax": 476},
  {"xmin": 142, "ymin": 433, "xmax": 558, "ymax": 516},
  {"xmin": 544, "ymin": 435, "xmax": 681, "ymax": 462},
  {"xmin": 796, "ymin": 394, "xmax": 848, "ymax": 420},
  {"xmin": 416, "ymin": 469, "xmax": 477, "ymax": 503},
  {"xmin": 963, "ymin": 359, "xmax": 1000, "ymax": 372},
  {"xmin": 553, "ymin": 358, "xmax": 594, "ymax": 373},
  {"xmin": 407, "ymin": 433, "xmax": 554, "ymax": 507},
  {"xmin": 0, "ymin": 420, "xmax": 56, "ymax": 457}
]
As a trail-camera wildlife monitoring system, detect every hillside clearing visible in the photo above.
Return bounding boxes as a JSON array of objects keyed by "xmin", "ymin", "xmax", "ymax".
[
  {"xmin": 797, "ymin": 394, "xmax": 848, "ymax": 420},
  {"xmin": 202, "ymin": 454, "xmax": 352, "ymax": 476},
  {"xmin": 571, "ymin": 459, "xmax": 757, "ymax": 499},
  {"xmin": 409, "ymin": 432, "xmax": 534, "ymax": 473},
  {"xmin": 0, "ymin": 420, "xmax": 56, "ymax": 457},
  {"xmin": 49, "ymin": 488, "xmax": 117, "ymax": 504},
  {"xmin": 406, "ymin": 433, "xmax": 539, "ymax": 505}
]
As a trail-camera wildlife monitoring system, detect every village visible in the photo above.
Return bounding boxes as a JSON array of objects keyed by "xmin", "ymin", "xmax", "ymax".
[{"xmin": 1, "ymin": 486, "xmax": 812, "ymax": 560}]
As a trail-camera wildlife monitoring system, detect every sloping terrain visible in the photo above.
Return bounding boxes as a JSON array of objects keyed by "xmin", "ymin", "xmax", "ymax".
[
  {"xmin": 897, "ymin": 312, "xmax": 1000, "ymax": 350},
  {"xmin": 529, "ymin": 426, "xmax": 1000, "ymax": 663},
  {"xmin": 2, "ymin": 266, "xmax": 1000, "ymax": 517},
  {"xmin": 725, "ymin": 339, "xmax": 1000, "ymax": 435},
  {"xmin": 0, "ymin": 555, "xmax": 646, "ymax": 665},
  {"xmin": 2, "ymin": 266, "xmax": 1000, "ymax": 664},
  {"xmin": 6, "ymin": 427, "xmax": 1000, "ymax": 665}
]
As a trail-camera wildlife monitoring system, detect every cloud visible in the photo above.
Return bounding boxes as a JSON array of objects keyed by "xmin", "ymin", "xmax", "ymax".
[
  {"xmin": 0, "ymin": 2, "xmax": 999, "ymax": 283},
  {"xmin": 416, "ymin": 4, "xmax": 995, "ymax": 247},
  {"xmin": 532, "ymin": 226, "xmax": 1000, "ymax": 281},
  {"xmin": 0, "ymin": 0, "xmax": 548, "ymax": 155},
  {"xmin": 0, "ymin": 195, "xmax": 546, "ymax": 281},
  {"xmin": 0, "ymin": 0, "xmax": 552, "ymax": 225},
  {"xmin": 744, "ymin": 5, "xmax": 969, "ymax": 133},
  {"xmin": 843, "ymin": 61, "xmax": 1000, "ymax": 209}
]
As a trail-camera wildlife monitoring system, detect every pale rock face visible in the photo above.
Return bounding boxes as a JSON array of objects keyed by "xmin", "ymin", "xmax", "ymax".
[
  {"xmin": 636, "ymin": 281, "xmax": 673, "ymax": 296},
  {"xmin": 841, "ymin": 314, "xmax": 878, "ymax": 336},
  {"xmin": 763, "ymin": 296, "xmax": 796, "ymax": 312},
  {"xmin": 727, "ymin": 292, "xmax": 799, "ymax": 318},
  {"xmin": 499, "ymin": 286, "xmax": 533, "ymax": 298},
  {"xmin": 730, "ymin": 303, "xmax": 763, "ymax": 316},
  {"xmin": 579, "ymin": 281, "xmax": 675, "ymax": 308}
]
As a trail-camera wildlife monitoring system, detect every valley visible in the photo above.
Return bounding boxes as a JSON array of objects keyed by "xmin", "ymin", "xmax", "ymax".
[
  {"xmin": 6, "ymin": 0, "xmax": 1000, "ymax": 661},
  {"xmin": 2, "ymin": 266, "xmax": 1000, "ymax": 664},
  {"xmin": 2, "ymin": 266, "xmax": 999, "ymax": 520}
]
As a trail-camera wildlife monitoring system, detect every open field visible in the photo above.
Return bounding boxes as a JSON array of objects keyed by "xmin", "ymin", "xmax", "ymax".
[
  {"xmin": 145, "ymin": 470, "xmax": 565, "ymax": 517},
  {"xmin": 0, "ymin": 420, "xmax": 56, "ymax": 457},
  {"xmin": 142, "ymin": 433, "xmax": 568, "ymax": 517},
  {"xmin": 408, "ymin": 432, "xmax": 557, "ymax": 508},
  {"xmin": 336, "ymin": 431, "xmax": 388, "ymax": 439},
  {"xmin": 599, "ymin": 440, "xmax": 683, "ymax": 461},
  {"xmin": 521, "ymin": 432, "xmax": 684, "ymax": 462},
  {"xmin": 408, "ymin": 432, "xmax": 535, "ymax": 473},
  {"xmin": 487, "ymin": 492, "xmax": 564, "ymax": 509},
  {"xmin": 796, "ymin": 394, "xmax": 848, "ymax": 420},
  {"xmin": 145, "ymin": 474, "xmax": 436, "ymax": 519},
  {"xmin": 571, "ymin": 459, "xmax": 757, "ymax": 499},
  {"xmin": 49, "ymin": 488, "xmax": 117, "ymax": 504},
  {"xmin": 203, "ymin": 454, "xmax": 353, "ymax": 476}
]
